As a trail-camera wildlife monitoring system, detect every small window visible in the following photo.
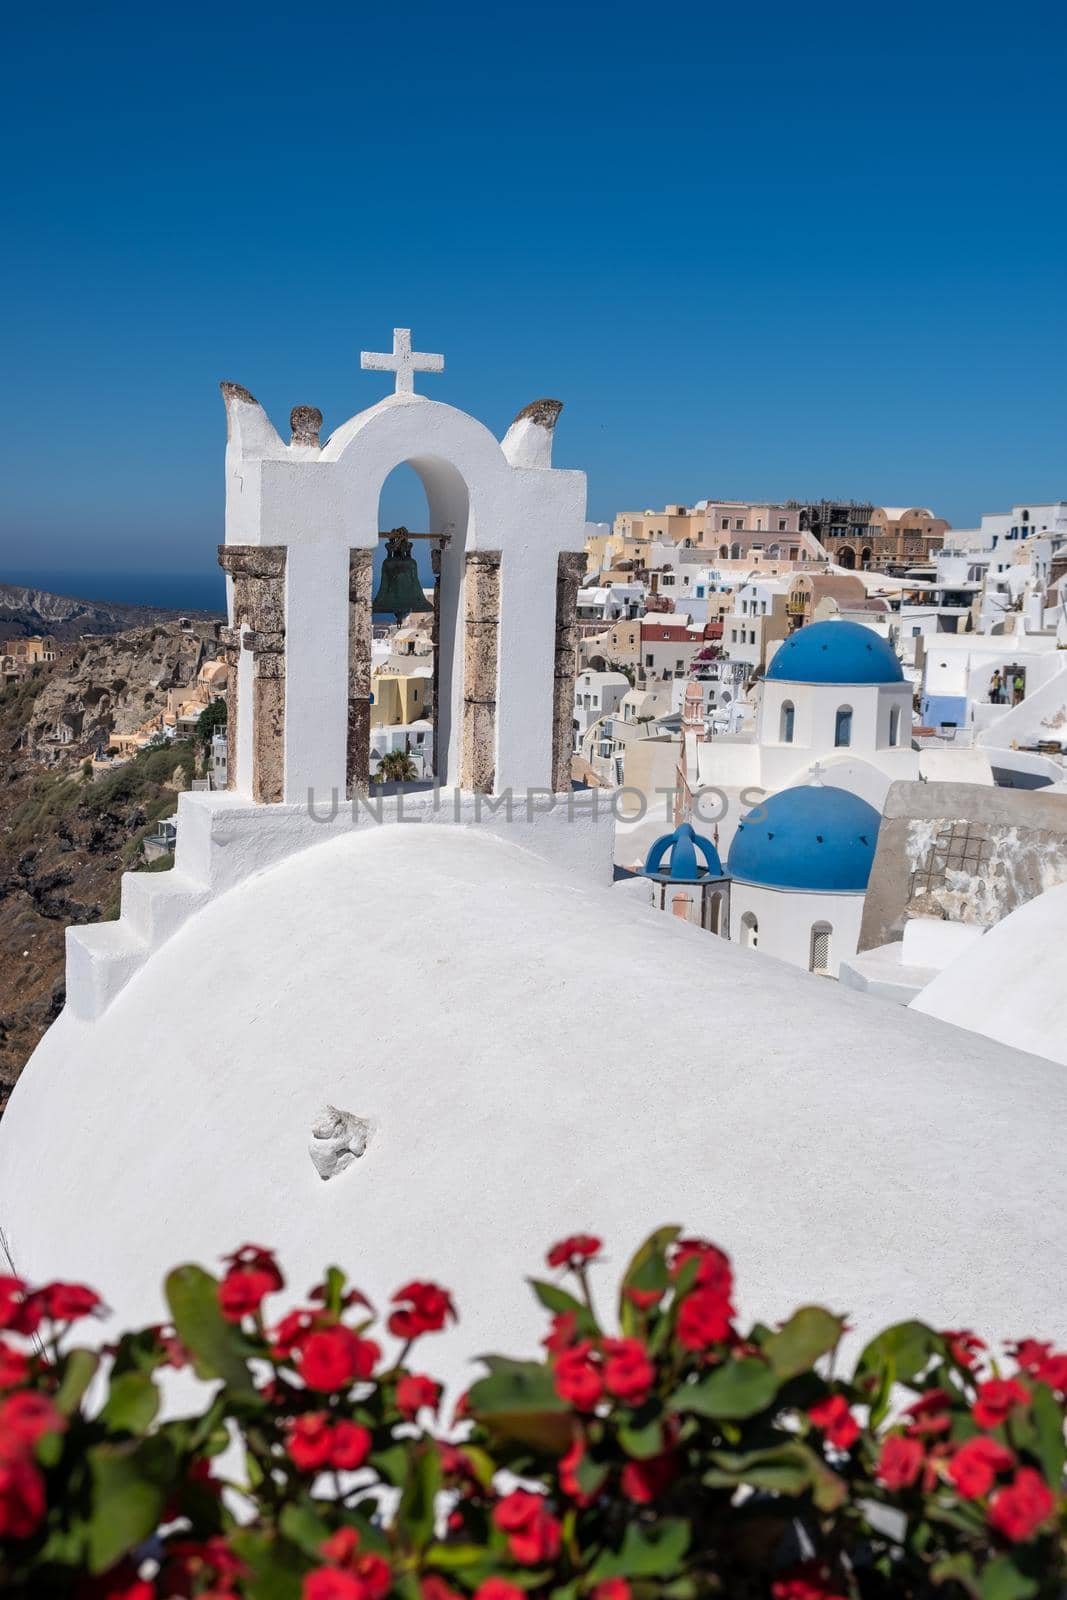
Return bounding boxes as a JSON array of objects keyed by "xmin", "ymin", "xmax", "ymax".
[
  {"xmin": 780, "ymin": 700, "xmax": 795, "ymax": 743},
  {"xmin": 741, "ymin": 911, "xmax": 759, "ymax": 949},
  {"xmin": 810, "ymin": 922, "xmax": 832, "ymax": 974},
  {"xmin": 834, "ymin": 705, "xmax": 853, "ymax": 748},
  {"xmin": 889, "ymin": 705, "xmax": 901, "ymax": 746}
]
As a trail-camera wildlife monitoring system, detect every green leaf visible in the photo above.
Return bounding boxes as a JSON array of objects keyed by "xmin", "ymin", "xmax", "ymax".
[
  {"xmin": 1028, "ymin": 1382, "xmax": 1066, "ymax": 1488},
  {"xmin": 856, "ymin": 1321, "xmax": 942, "ymax": 1387},
  {"xmin": 165, "ymin": 1264, "xmax": 257, "ymax": 1401},
  {"xmin": 99, "ymin": 1370, "xmax": 160, "ymax": 1435},
  {"xmin": 588, "ymin": 1519, "xmax": 690, "ymax": 1580},
  {"xmin": 87, "ymin": 1437, "xmax": 176, "ymax": 1573},
  {"xmin": 279, "ymin": 1500, "xmax": 333, "ymax": 1561},
  {"xmin": 320, "ymin": 1265, "xmax": 349, "ymax": 1319},
  {"xmin": 398, "ymin": 1440, "xmax": 443, "ymax": 1553},
  {"xmin": 468, "ymin": 1358, "xmax": 572, "ymax": 1454},
  {"xmin": 702, "ymin": 1443, "xmax": 814, "ymax": 1496},
  {"xmin": 425, "ymin": 1543, "xmax": 491, "ymax": 1571},
  {"xmin": 54, "ymin": 1347, "xmax": 99, "ymax": 1417},
  {"xmin": 528, "ymin": 1279, "xmax": 586, "ymax": 1317},
  {"xmin": 763, "ymin": 1306, "xmax": 846, "ymax": 1380},
  {"xmin": 979, "ymin": 1556, "xmax": 1039, "ymax": 1600},
  {"xmin": 618, "ymin": 1225, "xmax": 680, "ymax": 1333},
  {"xmin": 671, "ymin": 1357, "xmax": 778, "ymax": 1420},
  {"xmin": 702, "ymin": 1441, "xmax": 845, "ymax": 1510},
  {"xmin": 618, "ymin": 1414, "xmax": 668, "ymax": 1459},
  {"xmin": 930, "ymin": 1551, "xmax": 979, "ymax": 1598},
  {"xmin": 229, "ymin": 1529, "xmax": 308, "ymax": 1600}
]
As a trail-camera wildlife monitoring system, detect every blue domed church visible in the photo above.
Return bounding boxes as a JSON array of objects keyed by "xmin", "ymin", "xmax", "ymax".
[{"xmin": 671, "ymin": 620, "xmax": 911, "ymax": 976}]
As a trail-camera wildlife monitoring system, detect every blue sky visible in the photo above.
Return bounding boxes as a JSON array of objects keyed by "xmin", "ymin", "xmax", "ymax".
[{"xmin": 2, "ymin": 0, "xmax": 1064, "ymax": 591}]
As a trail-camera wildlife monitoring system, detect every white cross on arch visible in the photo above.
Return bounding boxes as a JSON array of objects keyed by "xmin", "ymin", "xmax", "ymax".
[{"xmin": 360, "ymin": 328, "xmax": 444, "ymax": 396}]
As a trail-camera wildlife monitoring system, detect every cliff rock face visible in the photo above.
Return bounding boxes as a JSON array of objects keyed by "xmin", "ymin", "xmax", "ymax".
[
  {"xmin": 25, "ymin": 625, "xmax": 214, "ymax": 753},
  {"xmin": 0, "ymin": 582, "xmax": 219, "ymax": 643},
  {"xmin": 0, "ymin": 620, "xmax": 219, "ymax": 1105}
]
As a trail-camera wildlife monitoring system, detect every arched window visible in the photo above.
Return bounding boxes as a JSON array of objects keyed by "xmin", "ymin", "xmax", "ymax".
[
  {"xmin": 705, "ymin": 891, "xmax": 722, "ymax": 935},
  {"xmin": 889, "ymin": 704, "xmax": 901, "ymax": 747},
  {"xmin": 741, "ymin": 911, "xmax": 758, "ymax": 949},
  {"xmin": 834, "ymin": 705, "xmax": 853, "ymax": 747},
  {"xmin": 809, "ymin": 922, "xmax": 832, "ymax": 974},
  {"xmin": 719, "ymin": 544, "xmax": 729, "ymax": 559},
  {"xmin": 780, "ymin": 699, "xmax": 795, "ymax": 743},
  {"xmin": 730, "ymin": 543, "xmax": 741, "ymax": 560},
  {"xmin": 861, "ymin": 547, "xmax": 873, "ymax": 569}
]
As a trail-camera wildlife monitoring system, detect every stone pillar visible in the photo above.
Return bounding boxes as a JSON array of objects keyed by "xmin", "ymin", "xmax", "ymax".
[
  {"xmin": 218, "ymin": 626, "xmax": 241, "ymax": 790},
  {"xmin": 217, "ymin": 546, "xmax": 287, "ymax": 804},
  {"xmin": 551, "ymin": 552, "xmax": 586, "ymax": 794},
  {"xmin": 430, "ymin": 543, "xmax": 443, "ymax": 781},
  {"xmin": 346, "ymin": 548, "xmax": 374, "ymax": 797},
  {"xmin": 460, "ymin": 551, "xmax": 502, "ymax": 794}
]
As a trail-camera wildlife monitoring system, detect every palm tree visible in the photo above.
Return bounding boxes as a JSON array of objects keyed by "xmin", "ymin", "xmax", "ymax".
[{"xmin": 375, "ymin": 750, "xmax": 419, "ymax": 784}]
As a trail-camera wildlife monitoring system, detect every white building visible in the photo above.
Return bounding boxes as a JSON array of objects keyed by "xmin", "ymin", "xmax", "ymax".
[
  {"xmin": 572, "ymin": 668, "xmax": 630, "ymax": 746},
  {"xmin": 1, "ymin": 335, "xmax": 1065, "ymax": 1388}
]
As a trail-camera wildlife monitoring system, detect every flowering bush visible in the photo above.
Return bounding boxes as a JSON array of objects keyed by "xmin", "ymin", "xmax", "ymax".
[{"xmin": 0, "ymin": 1227, "xmax": 1064, "ymax": 1598}]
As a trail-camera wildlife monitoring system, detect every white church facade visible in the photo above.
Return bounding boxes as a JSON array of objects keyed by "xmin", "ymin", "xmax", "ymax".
[{"xmin": 0, "ymin": 334, "xmax": 1064, "ymax": 1380}]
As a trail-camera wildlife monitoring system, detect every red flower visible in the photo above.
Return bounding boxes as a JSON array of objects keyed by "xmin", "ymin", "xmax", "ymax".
[
  {"xmin": 972, "ymin": 1377, "xmax": 1030, "ymax": 1429},
  {"xmin": 329, "ymin": 1421, "xmax": 372, "ymax": 1471},
  {"xmin": 671, "ymin": 1239, "xmax": 733, "ymax": 1301},
  {"xmin": 558, "ymin": 1436, "xmax": 594, "ymax": 1505},
  {"xmin": 988, "ymin": 1467, "xmax": 1055, "ymax": 1542},
  {"xmin": 942, "ymin": 1328, "xmax": 986, "ymax": 1369},
  {"xmin": 287, "ymin": 1413, "xmax": 334, "ymax": 1472},
  {"xmin": 0, "ymin": 1344, "xmax": 29, "ymax": 1390},
  {"xmin": 353, "ymin": 1555, "xmax": 392, "ymax": 1600},
  {"xmin": 876, "ymin": 1435, "xmax": 924, "ymax": 1491},
  {"xmin": 388, "ymin": 1282, "xmax": 456, "ymax": 1340},
  {"xmin": 0, "ymin": 1391, "xmax": 65, "ymax": 1460},
  {"xmin": 1011, "ymin": 1338, "xmax": 1052, "ymax": 1374},
  {"xmin": 807, "ymin": 1394, "xmax": 859, "ymax": 1451},
  {"xmin": 553, "ymin": 1341, "xmax": 603, "ymax": 1411},
  {"xmin": 37, "ymin": 1282, "xmax": 102, "ymax": 1323},
  {"xmin": 422, "ymin": 1579, "xmax": 463, "ymax": 1600},
  {"xmin": 271, "ymin": 1308, "xmax": 319, "ymax": 1358},
  {"xmin": 621, "ymin": 1453, "xmax": 677, "ymax": 1504},
  {"xmin": 543, "ymin": 1311, "xmax": 579, "ymax": 1354},
  {"xmin": 0, "ymin": 1279, "xmax": 30, "ymax": 1334},
  {"xmin": 947, "ymin": 1436, "xmax": 1015, "ymax": 1499},
  {"xmin": 591, "ymin": 1583, "xmax": 631, "ymax": 1600},
  {"xmin": 304, "ymin": 1573, "xmax": 364, "ymax": 1600},
  {"xmin": 473, "ymin": 1583, "xmax": 525, "ymax": 1600},
  {"xmin": 218, "ymin": 1248, "xmax": 283, "ymax": 1324},
  {"xmin": 904, "ymin": 1388, "xmax": 953, "ymax": 1438},
  {"xmin": 0, "ymin": 1457, "xmax": 45, "ymax": 1538},
  {"xmin": 396, "ymin": 1374, "xmax": 442, "ymax": 1420},
  {"xmin": 546, "ymin": 1235, "xmax": 601, "ymax": 1270},
  {"xmin": 299, "ymin": 1328, "xmax": 380, "ymax": 1392},
  {"xmin": 321, "ymin": 1527, "xmax": 360, "ymax": 1566},
  {"xmin": 493, "ymin": 1489, "xmax": 562, "ymax": 1564},
  {"xmin": 772, "ymin": 1565, "xmax": 849, "ymax": 1600},
  {"xmin": 624, "ymin": 1287, "xmax": 662, "ymax": 1311},
  {"xmin": 675, "ymin": 1288, "xmax": 735, "ymax": 1350},
  {"xmin": 1035, "ymin": 1352, "xmax": 1067, "ymax": 1392},
  {"xmin": 1013, "ymin": 1341, "xmax": 1067, "ymax": 1393},
  {"xmin": 75, "ymin": 1562, "xmax": 156, "ymax": 1599},
  {"xmin": 602, "ymin": 1337, "xmax": 656, "ymax": 1406}
]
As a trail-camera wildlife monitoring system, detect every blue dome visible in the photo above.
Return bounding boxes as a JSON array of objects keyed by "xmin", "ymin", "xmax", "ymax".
[
  {"xmin": 766, "ymin": 621, "xmax": 903, "ymax": 685},
  {"xmin": 727, "ymin": 785, "xmax": 880, "ymax": 893},
  {"xmin": 643, "ymin": 822, "xmax": 725, "ymax": 881}
]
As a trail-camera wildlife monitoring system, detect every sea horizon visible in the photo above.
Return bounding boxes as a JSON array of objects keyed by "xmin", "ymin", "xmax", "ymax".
[{"xmin": 2, "ymin": 569, "xmax": 227, "ymax": 613}]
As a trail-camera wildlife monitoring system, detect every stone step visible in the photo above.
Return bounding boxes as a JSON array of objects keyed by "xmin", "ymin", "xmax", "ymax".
[
  {"xmin": 65, "ymin": 921, "xmax": 148, "ymax": 1023},
  {"xmin": 119, "ymin": 869, "xmax": 211, "ymax": 946}
]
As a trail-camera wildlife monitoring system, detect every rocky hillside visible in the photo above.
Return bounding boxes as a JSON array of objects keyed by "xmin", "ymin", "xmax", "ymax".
[
  {"xmin": 0, "ymin": 582, "xmax": 220, "ymax": 643},
  {"xmin": 0, "ymin": 622, "xmax": 221, "ymax": 1106},
  {"xmin": 25, "ymin": 624, "xmax": 214, "ymax": 753}
]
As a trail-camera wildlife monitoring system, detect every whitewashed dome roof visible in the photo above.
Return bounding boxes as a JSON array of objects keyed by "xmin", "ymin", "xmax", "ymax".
[{"xmin": 1, "ymin": 825, "xmax": 1065, "ymax": 1384}]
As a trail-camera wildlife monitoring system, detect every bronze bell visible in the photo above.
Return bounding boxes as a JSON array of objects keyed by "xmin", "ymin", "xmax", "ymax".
[{"xmin": 371, "ymin": 529, "xmax": 434, "ymax": 624}]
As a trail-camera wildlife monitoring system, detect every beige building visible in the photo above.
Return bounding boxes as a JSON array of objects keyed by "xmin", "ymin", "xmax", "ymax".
[
  {"xmin": 866, "ymin": 508, "xmax": 951, "ymax": 570},
  {"xmin": 786, "ymin": 573, "xmax": 867, "ymax": 630},
  {"xmin": 580, "ymin": 619, "xmax": 641, "ymax": 672},
  {"xmin": 370, "ymin": 668, "xmax": 431, "ymax": 728}
]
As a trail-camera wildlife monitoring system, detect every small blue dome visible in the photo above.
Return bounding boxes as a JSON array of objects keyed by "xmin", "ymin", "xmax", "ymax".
[
  {"xmin": 643, "ymin": 822, "xmax": 725, "ymax": 881},
  {"xmin": 766, "ymin": 621, "xmax": 903, "ymax": 685},
  {"xmin": 727, "ymin": 785, "xmax": 880, "ymax": 893}
]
